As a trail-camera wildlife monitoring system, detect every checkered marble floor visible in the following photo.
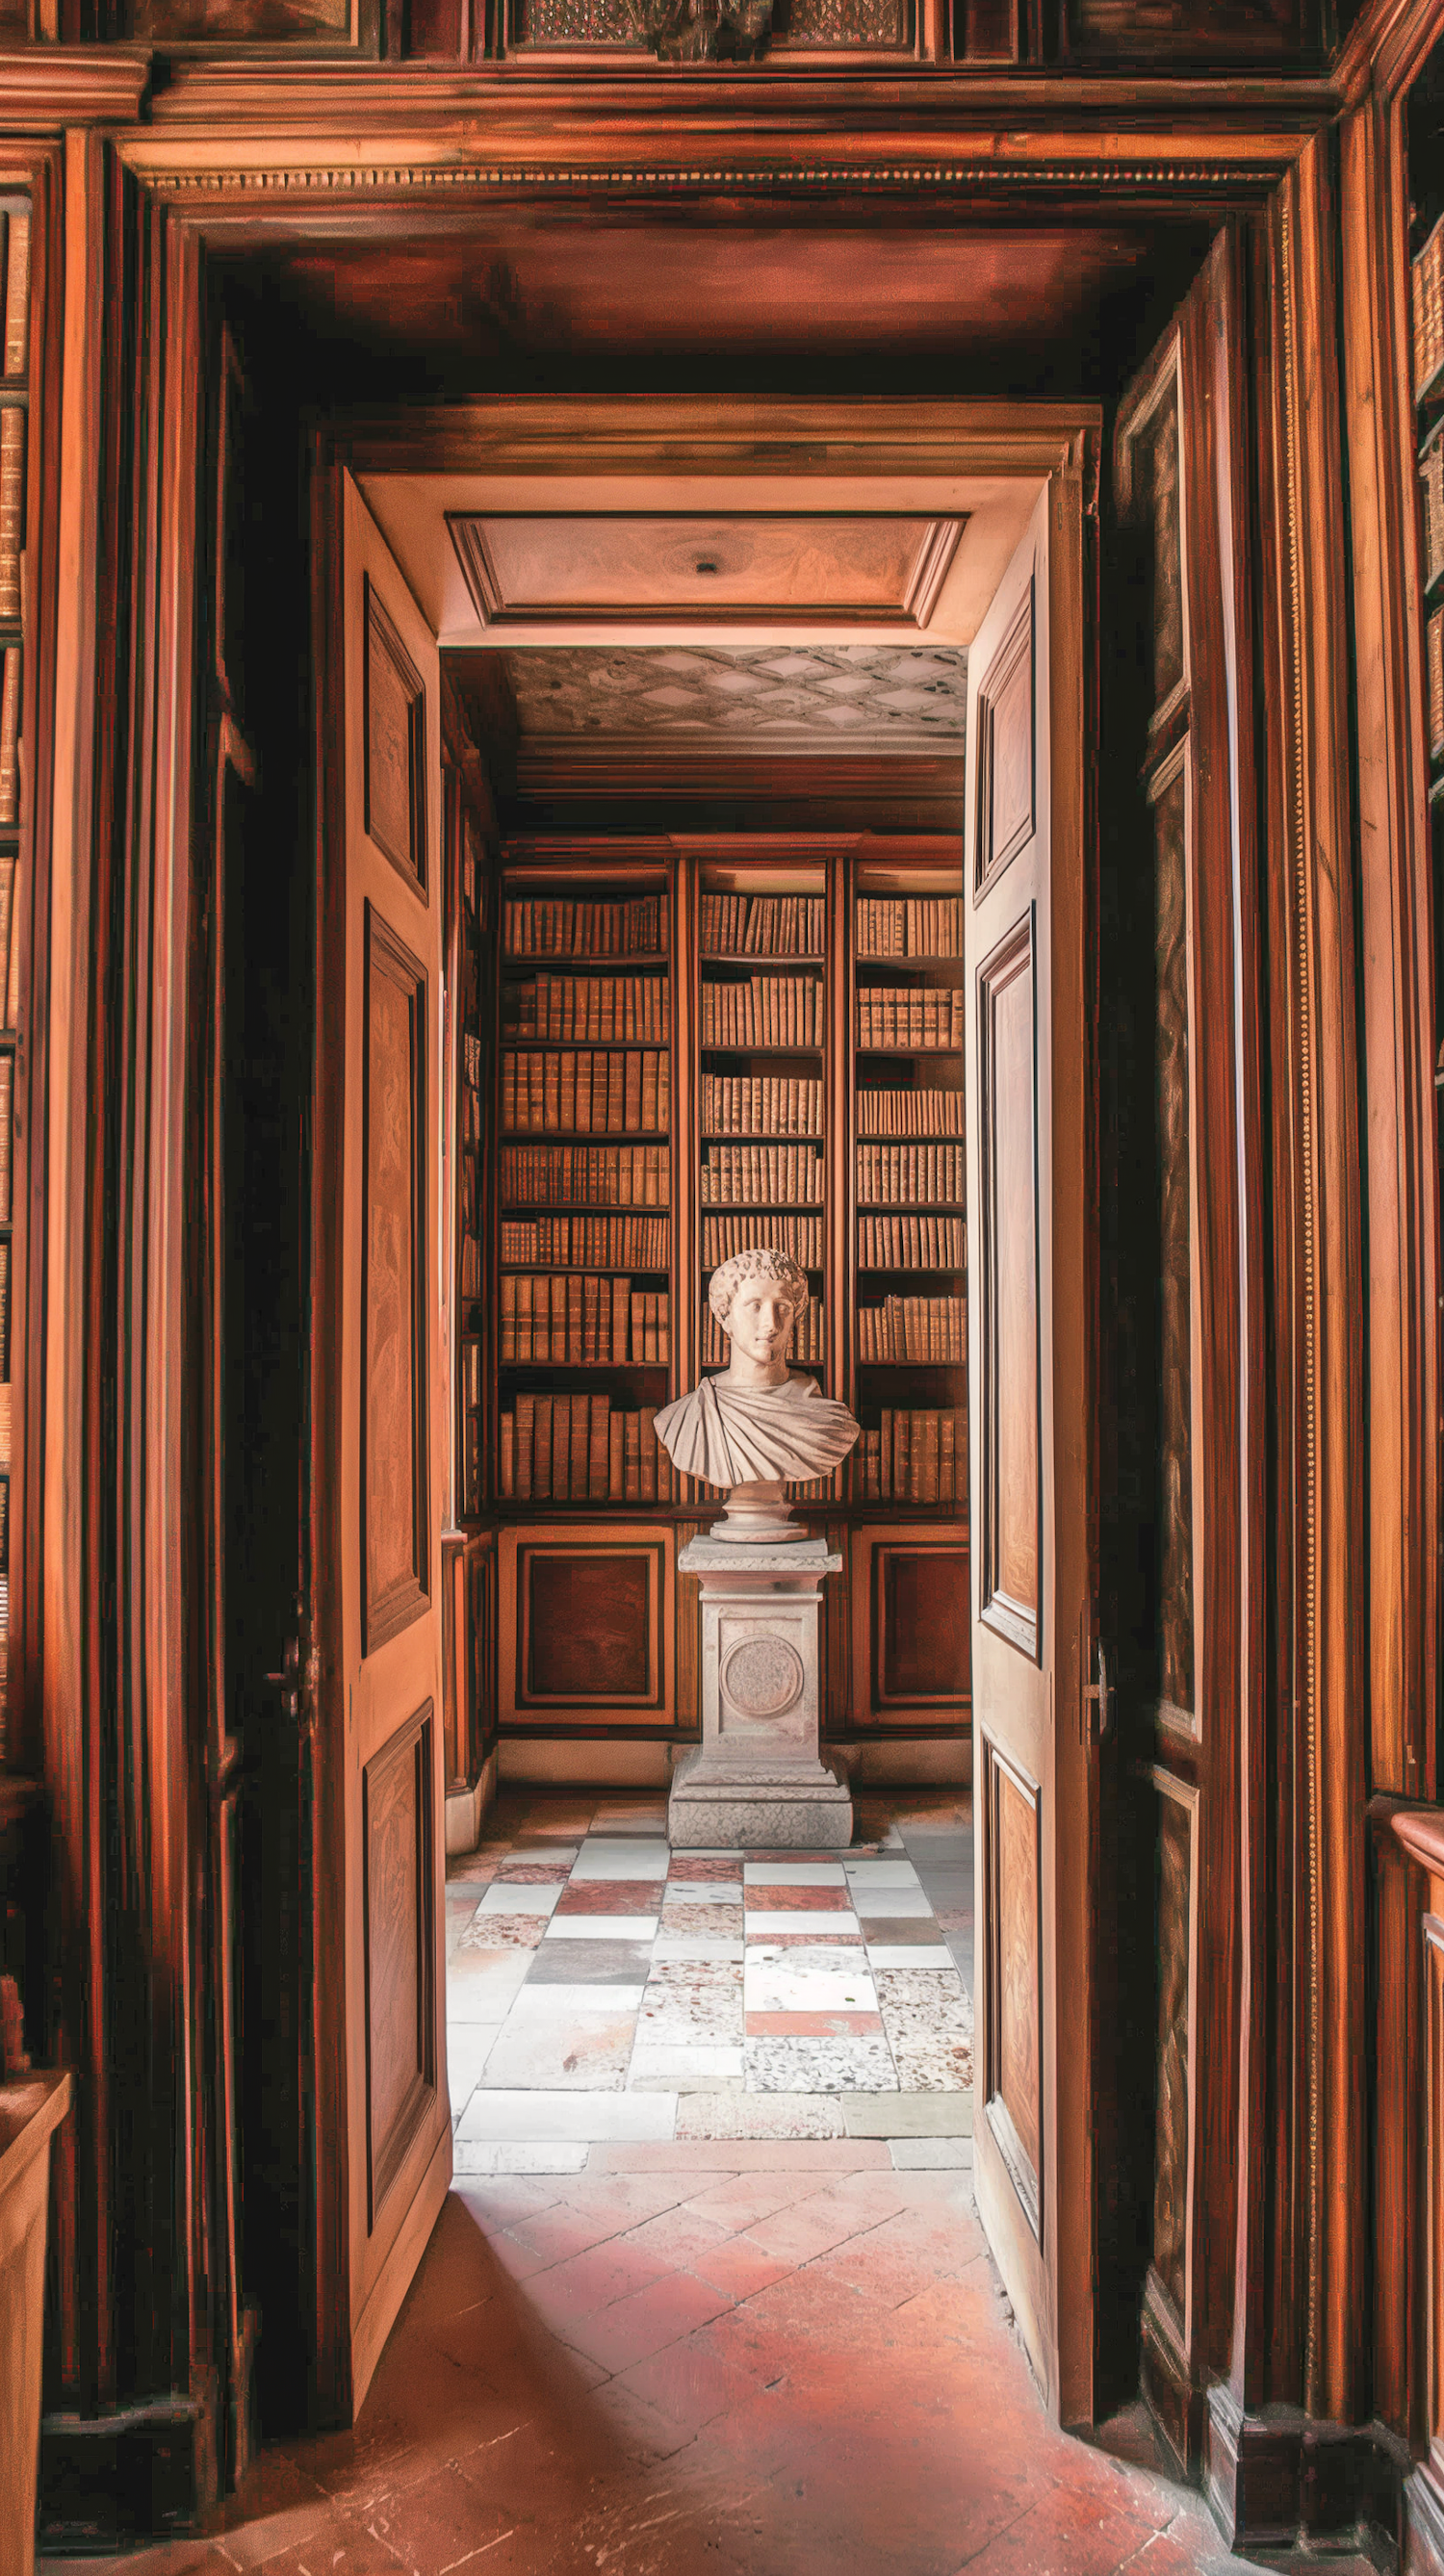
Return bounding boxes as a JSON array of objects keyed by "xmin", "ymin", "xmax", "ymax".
[{"xmin": 447, "ymin": 1790, "xmax": 974, "ymax": 2171}]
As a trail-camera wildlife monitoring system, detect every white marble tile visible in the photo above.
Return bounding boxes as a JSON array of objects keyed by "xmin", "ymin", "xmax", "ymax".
[
  {"xmin": 502, "ymin": 1983, "xmax": 651, "ymax": 2016},
  {"xmin": 627, "ymin": 2043, "xmax": 746, "ymax": 2094},
  {"xmin": 676, "ymin": 2092, "xmax": 844, "ymax": 2140},
  {"xmin": 742, "ymin": 1862, "xmax": 848, "ymax": 1886},
  {"xmin": 457, "ymin": 1913, "xmax": 548, "ymax": 1952},
  {"xmin": 744, "ymin": 2034, "xmax": 898, "ymax": 2095},
  {"xmin": 743, "ymin": 1961, "xmax": 879, "ymax": 2015},
  {"xmin": 662, "ymin": 1881, "xmax": 743, "ymax": 1905},
  {"xmin": 453, "ymin": 2141, "xmax": 592, "ymax": 2176},
  {"xmin": 446, "ymin": 1947, "xmax": 536, "ymax": 2020},
  {"xmin": 651, "ymin": 1935, "xmax": 746, "ymax": 1964},
  {"xmin": 744, "ymin": 1910, "xmax": 862, "ymax": 1939},
  {"xmin": 476, "ymin": 1882, "xmax": 562, "ymax": 1917},
  {"xmin": 864, "ymin": 1944, "xmax": 955, "ymax": 1971},
  {"xmin": 848, "ymin": 1885, "xmax": 933, "ymax": 1918},
  {"xmin": 571, "ymin": 1841, "xmax": 670, "ymax": 1879},
  {"xmin": 875, "ymin": 1968, "xmax": 974, "ymax": 2092},
  {"xmin": 543, "ymin": 1914, "xmax": 661, "ymax": 1942},
  {"xmin": 841, "ymin": 1860, "xmax": 922, "ymax": 1887},
  {"xmin": 874, "ymin": 1966, "xmax": 970, "ymax": 2011},
  {"xmin": 455, "ymin": 2088, "xmax": 678, "ymax": 2142},
  {"xmin": 890, "ymin": 2139, "xmax": 973, "ymax": 2170},
  {"xmin": 637, "ymin": 1959, "xmax": 743, "ymax": 2045},
  {"xmin": 744, "ymin": 1941, "xmax": 872, "ymax": 1978},
  {"xmin": 447, "ymin": 2023, "xmax": 503, "ymax": 2116},
  {"xmin": 481, "ymin": 2010, "xmax": 637, "ymax": 2093}
]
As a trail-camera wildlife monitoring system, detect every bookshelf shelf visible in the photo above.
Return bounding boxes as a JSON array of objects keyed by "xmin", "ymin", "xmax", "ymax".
[{"xmin": 503, "ymin": 951, "xmax": 669, "ymax": 969}]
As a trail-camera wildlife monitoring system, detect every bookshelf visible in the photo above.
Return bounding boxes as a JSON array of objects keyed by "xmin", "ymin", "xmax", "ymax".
[
  {"xmin": 698, "ymin": 869, "xmax": 831, "ymax": 1405},
  {"xmin": 495, "ymin": 871, "xmax": 677, "ymax": 1510},
  {"xmin": 852, "ymin": 873, "xmax": 967, "ymax": 1508},
  {"xmin": 467, "ymin": 837, "xmax": 970, "ymax": 1741},
  {"xmin": 454, "ymin": 806, "xmax": 488, "ymax": 1523}
]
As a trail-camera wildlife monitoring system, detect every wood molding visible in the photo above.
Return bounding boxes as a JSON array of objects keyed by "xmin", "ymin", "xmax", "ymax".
[
  {"xmin": 1338, "ymin": 81, "xmax": 1437, "ymax": 1804},
  {"xmin": 0, "ymin": 48, "xmax": 149, "ymax": 133}
]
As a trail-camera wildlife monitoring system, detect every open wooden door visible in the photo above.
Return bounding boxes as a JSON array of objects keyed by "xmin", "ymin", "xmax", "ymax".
[
  {"xmin": 965, "ymin": 466, "xmax": 1098, "ymax": 2421},
  {"xmin": 309, "ymin": 468, "xmax": 450, "ymax": 2423}
]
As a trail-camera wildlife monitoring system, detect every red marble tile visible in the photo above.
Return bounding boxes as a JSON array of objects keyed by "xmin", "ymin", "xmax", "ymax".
[
  {"xmin": 953, "ymin": 2489, "xmax": 1161, "ymax": 2576},
  {"xmin": 681, "ymin": 2232, "xmax": 794, "ymax": 2302},
  {"xmin": 554, "ymin": 1878, "xmax": 662, "ymax": 1915},
  {"xmin": 745, "ymin": 1928, "xmax": 864, "ymax": 1946},
  {"xmin": 494, "ymin": 1859, "xmax": 572, "ymax": 1883},
  {"xmin": 667, "ymin": 1856, "xmax": 744, "ymax": 1882},
  {"xmin": 744, "ymin": 1884, "xmax": 853, "ymax": 1910},
  {"xmin": 745, "ymin": 2010, "xmax": 885, "ymax": 2037},
  {"xmin": 740, "ymin": 2194, "xmax": 895, "ymax": 2265},
  {"xmin": 620, "ymin": 2202, "xmax": 736, "ymax": 2268}
]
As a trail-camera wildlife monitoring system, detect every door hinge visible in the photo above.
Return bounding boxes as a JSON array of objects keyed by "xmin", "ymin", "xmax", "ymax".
[{"xmin": 1081, "ymin": 1636, "xmax": 1112, "ymax": 1747}]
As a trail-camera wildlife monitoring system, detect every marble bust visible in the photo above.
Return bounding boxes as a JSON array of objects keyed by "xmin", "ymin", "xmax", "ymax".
[{"xmin": 655, "ymin": 1248, "xmax": 860, "ymax": 1541}]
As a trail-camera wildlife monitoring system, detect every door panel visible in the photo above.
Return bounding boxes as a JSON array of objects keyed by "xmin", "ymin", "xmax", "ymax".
[
  {"xmin": 966, "ymin": 470, "xmax": 1097, "ymax": 2421},
  {"xmin": 318, "ymin": 471, "xmax": 449, "ymax": 2421}
]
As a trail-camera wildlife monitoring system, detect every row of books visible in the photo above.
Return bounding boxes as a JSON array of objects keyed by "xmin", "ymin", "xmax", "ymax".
[
  {"xmin": 501, "ymin": 1049, "xmax": 670, "ymax": 1136},
  {"xmin": 502, "ymin": 1215, "xmax": 669, "ymax": 1269},
  {"xmin": 0, "ymin": 213, "xmax": 27, "ymax": 383},
  {"xmin": 702, "ymin": 1305, "xmax": 825, "ymax": 1368},
  {"xmin": 854, "ymin": 1409, "xmax": 967, "ymax": 1504},
  {"xmin": 857, "ymin": 1143, "xmax": 965, "ymax": 1204},
  {"xmin": 858, "ymin": 1296, "xmax": 966, "ymax": 1364},
  {"xmin": 702, "ymin": 1075, "xmax": 823, "ymax": 1138},
  {"xmin": 0, "ymin": 649, "xmax": 19, "ymax": 829},
  {"xmin": 701, "ymin": 893, "xmax": 824, "ymax": 957},
  {"xmin": 701, "ymin": 1144, "xmax": 823, "ymax": 1206},
  {"xmin": 501, "ymin": 1394, "xmax": 675, "ymax": 1503},
  {"xmin": 500, "ymin": 1275, "xmax": 670, "ymax": 1366},
  {"xmin": 1430, "ymin": 607, "xmax": 1444, "ymax": 760},
  {"xmin": 0, "ymin": 1054, "xmax": 13, "ymax": 1223},
  {"xmin": 858, "ymin": 989, "xmax": 964, "ymax": 1052},
  {"xmin": 1423, "ymin": 424, "xmax": 1444, "ymax": 594},
  {"xmin": 859, "ymin": 1214, "xmax": 966, "ymax": 1269},
  {"xmin": 702, "ymin": 976, "xmax": 823, "ymax": 1051},
  {"xmin": 502, "ymin": 1144, "xmax": 670, "ymax": 1208},
  {"xmin": 0, "ymin": 850, "xmax": 20, "ymax": 1029},
  {"xmin": 504, "ymin": 894, "xmax": 667, "ymax": 960},
  {"xmin": 1414, "ymin": 213, "xmax": 1444, "ymax": 401},
  {"xmin": 503, "ymin": 974, "xmax": 670, "ymax": 1044},
  {"xmin": 703, "ymin": 1213, "xmax": 822, "ymax": 1268},
  {"xmin": 856, "ymin": 897, "xmax": 963, "ymax": 959},
  {"xmin": 857, "ymin": 1089, "xmax": 964, "ymax": 1137}
]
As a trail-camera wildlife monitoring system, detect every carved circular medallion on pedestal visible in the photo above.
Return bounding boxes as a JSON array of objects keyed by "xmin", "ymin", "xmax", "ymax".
[{"xmin": 721, "ymin": 1636, "xmax": 804, "ymax": 1720}]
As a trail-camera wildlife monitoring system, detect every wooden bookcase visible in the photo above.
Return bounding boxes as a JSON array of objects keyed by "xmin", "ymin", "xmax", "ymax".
[
  {"xmin": 0, "ymin": 198, "xmax": 31, "ymax": 1766},
  {"xmin": 1412, "ymin": 55, "xmax": 1444, "ymax": 1763},
  {"xmin": 467, "ymin": 834, "xmax": 971, "ymax": 1746}
]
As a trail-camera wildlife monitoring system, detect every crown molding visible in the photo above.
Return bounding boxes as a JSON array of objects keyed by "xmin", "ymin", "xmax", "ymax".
[{"xmin": 0, "ymin": 43, "xmax": 149, "ymax": 130}]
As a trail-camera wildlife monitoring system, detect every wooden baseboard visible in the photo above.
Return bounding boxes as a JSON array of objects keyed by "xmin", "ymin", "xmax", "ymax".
[
  {"xmin": 1406, "ymin": 2464, "xmax": 1444, "ymax": 2574},
  {"xmin": 1204, "ymin": 2384, "xmax": 1409, "ymax": 2563},
  {"xmin": 1139, "ymin": 2276, "xmax": 1201, "ymax": 2475},
  {"xmin": 39, "ymin": 2379, "xmax": 222, "ymax": 2549}
]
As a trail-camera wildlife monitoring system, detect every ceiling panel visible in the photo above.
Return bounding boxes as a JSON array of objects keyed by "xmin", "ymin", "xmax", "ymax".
[
  {"xmin": 499, "ymin": 642, "xmax": 968, "ymax": 746},
  {"xmin": 448, "ymin": 512, "xmax": 964, "ymax": 629}
]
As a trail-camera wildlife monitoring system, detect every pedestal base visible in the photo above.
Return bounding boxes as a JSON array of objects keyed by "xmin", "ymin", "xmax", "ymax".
[{"xmin": 668, "ymin": 1537, "xmax": 852, "ymax": 1850}]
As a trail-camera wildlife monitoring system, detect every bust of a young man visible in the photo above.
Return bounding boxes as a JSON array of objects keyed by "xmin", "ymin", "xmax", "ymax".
[{"xmin": 654, "ymin": 1247, "xmax": 860, "ymax": 1542}]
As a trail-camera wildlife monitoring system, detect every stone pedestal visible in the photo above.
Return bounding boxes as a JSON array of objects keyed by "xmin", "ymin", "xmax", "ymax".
[{"xmin": 668, "ymin": 1537, "xmax": 852, "ymax": 1849}]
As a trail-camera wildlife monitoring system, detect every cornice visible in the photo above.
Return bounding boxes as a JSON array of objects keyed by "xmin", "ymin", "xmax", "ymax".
[
  {"xmin": 0, "ymin": 43, "xmax": 149, "ymax": 131},
  {"xmin": 336, "ymin": 394, "xmax": 1097, "ymax": 477},
  {"xmin": 1331, "ymin": 0, "xmax": 1444, "ymax": 109}
]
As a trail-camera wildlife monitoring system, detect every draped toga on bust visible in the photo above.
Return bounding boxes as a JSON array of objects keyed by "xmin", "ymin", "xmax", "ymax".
[{"xmin": 654, "ymin": 1370, "xmax": 861, "ymax": 1489}]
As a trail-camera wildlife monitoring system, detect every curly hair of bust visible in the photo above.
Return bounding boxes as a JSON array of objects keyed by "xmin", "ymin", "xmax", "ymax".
[{"xmin": 708, "ymin": 1247, "xmax": 810, "ymax": 1331}]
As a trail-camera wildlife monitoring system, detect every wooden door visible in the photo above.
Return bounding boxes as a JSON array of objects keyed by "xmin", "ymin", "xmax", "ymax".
[
  {"xmin": 311, "ymin": 469, "xmax": 450, "ymax": 2422},
  {"xmin": 965, "ymin": 469, "xmax": 1097, "ymax": 2421}
]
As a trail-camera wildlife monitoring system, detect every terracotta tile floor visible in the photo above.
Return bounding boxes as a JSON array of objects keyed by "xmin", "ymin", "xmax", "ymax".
[{"xmin": 53, "ymin": 1794, "xmax": 1372, "ymax": 2574}]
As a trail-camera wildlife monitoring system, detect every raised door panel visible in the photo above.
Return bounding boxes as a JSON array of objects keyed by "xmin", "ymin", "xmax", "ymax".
[
  {"xmin": 983, "ymin": 1734, "xmax": 1043, "ymax": 2238},
  {"xmin": 362, "ymin": 913, "xmax": 430, "ymax": 1656},
  {"xmin": 974, "ymin": 583, "xmax": 1036, "ymax": 900},
  {"xmin": 363, "ymin": 1705, "xmax": 437, "ymax": 2227},
  {"xmin": 978, "ymin": 918, "xmax": 1041, "ymax": 1662}
]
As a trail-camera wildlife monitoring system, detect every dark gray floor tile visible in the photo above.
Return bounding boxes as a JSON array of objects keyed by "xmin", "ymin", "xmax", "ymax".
[{"xmin": 525, "ymin": 1940, "xmax": 656, "ymax": 1985}]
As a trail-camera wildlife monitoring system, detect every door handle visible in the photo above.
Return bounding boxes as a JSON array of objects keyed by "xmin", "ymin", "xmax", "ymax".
[{"xmin": 1081, "ymin": 1636, "xmax": 1111, "ymax": 1746}]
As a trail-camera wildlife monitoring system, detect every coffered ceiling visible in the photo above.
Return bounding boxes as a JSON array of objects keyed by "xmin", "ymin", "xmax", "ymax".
[{"xmin": 499, "ymin": 643, "xmax": 968, "ymax": 749}]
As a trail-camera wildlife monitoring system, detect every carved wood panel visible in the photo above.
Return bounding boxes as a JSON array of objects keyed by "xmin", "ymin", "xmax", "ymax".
[
  {"xmin": 1427, "ymin": 1914, "xmax": 1444, "ymax": 2460},
  {"xmin": 847, "ymin": 1527, "xmax": 971, "ymax": 1725},
  {"xmin": 1148, "ymin": 1769, "xmax": 1196, "ymax": 2328},
  {"xmin": 983, "ymin": 1733, "xmax": 1042, "ymax": 2238},
  {"xmin": 362, "ymin": 1705, "xmax": 437, "ymax": 2229},
  {"xmin": 1153, "ymin": 754, "xmax": 1195, "ymax": 1724},
  {"xmin": 361, "ymin": 906, "xmax": 430, "ymax": 1656},
  {"xmin": 978, "ymin": 914, "xmax": 1040, "ymax": 1659},
  {"xmin": 500, "ymin": 1524, "xmax": 674, "ymax": 1726},
  {"xmin": 973, "ymin": 581, "xmax": 1035, "ymax": 901},
  {"xmin": 365, "ymin": 578, "xmax": 428, "ymax": 899}
]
